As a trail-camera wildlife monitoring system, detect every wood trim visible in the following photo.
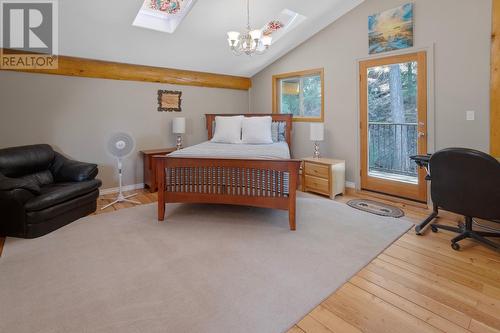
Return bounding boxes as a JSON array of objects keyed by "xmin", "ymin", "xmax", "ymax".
[
  {"xmin": 359, "ymin": 51, "xmax": 428, "ymax": 203},
  {"xmin": 205, "ymin": 113, "xmax": 294, "ymax": 149},
  {"xmin": 272, "ymin": 68, "xmax": 324, "ymax": 122},
  {"xmin": 0, "ymin": 50, "xmax": 252, "ymax": 90},
  {"xmin": 272, "ymin": 68, "xmax": 325, "ymax": 80},
  {"xmin": 491, "ymin": 0, "xmax": 500, "ymax": 157}
]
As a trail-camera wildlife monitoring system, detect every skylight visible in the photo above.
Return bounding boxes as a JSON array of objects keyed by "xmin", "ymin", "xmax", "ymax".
[
  {"xmin": 133, "ymin": 0, "xmax": 197, "ymax": 34},
  {"xmin": 261, "ymin": 9, "xmax": 306, "ymax": 45}
]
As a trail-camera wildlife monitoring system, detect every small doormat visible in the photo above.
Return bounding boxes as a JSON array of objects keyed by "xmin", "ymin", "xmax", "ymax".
[{"xmin": 347, "ymin": 199, "xmax": 405, "ymax": 218}]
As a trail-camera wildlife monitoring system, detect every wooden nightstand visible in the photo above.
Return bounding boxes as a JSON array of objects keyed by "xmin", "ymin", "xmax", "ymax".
[
  {"xmin": 302, "ymin": 157, "xmax": 346, "ymax": 199},
  {"xmin": 140, "ymin": 148, "xmax": 176, "ymax": 192}
]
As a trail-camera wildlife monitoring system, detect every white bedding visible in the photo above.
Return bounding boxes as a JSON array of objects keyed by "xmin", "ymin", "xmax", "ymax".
[{"xmin": 167, "ymin": 141, "xmax": 291, "ymax": 159}]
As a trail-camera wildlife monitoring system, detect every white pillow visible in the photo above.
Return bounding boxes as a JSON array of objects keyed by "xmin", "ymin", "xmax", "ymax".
[
  {"xmin": 211, "ymin": 116, "xmax": 244, "ymax": 144},
  {"xmin": 241, "ymin": 116, "xmax": 273, "ymax": 144}
]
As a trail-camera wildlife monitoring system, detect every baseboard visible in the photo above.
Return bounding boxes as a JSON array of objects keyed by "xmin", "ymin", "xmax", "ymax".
[{"xmin": 99, "ymin": 183, "xmax": 145, "ymax": 195}]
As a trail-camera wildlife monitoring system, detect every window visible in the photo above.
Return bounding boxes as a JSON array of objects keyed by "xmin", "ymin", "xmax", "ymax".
[
  {"xmin": 273, "ymin": 69, "xmax": 324, "ymax": 122},
  {"xmin": 133, "ymin": 0, "xmax": 197, "ymax": 34}
]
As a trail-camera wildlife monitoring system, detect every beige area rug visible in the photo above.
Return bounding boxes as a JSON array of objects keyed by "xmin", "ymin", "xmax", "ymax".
[{"xmin": 0, "ymin": 195, "xmax": 412, "ymax": 333}]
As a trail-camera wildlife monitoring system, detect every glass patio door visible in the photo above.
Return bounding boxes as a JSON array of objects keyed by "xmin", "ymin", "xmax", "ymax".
[{"xmin": 359, "ymin": 52, "xmax": 428, "ymax": 202}]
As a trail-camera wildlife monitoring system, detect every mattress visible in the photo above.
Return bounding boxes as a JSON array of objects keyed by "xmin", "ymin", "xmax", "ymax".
[{"xmin": 167, "ymin": 141, "xmax": 291, "ymax": 159}]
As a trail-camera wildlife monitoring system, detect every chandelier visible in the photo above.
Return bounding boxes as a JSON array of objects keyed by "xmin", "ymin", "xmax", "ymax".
[{"xmin": 227, "ymin": 0, "xmax": 272, "ymax": 56}]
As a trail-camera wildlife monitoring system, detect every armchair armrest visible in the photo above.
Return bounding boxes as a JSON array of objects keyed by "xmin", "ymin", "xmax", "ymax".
[
  {"xmin": 0, "ymin": 188, "xmax": 33, "ymax": 236},
  {"xmin": 51, "ymin": 152, "xmax": 98, "ymax": 182},
  {"xmin": 0, "ymin": 173, "xmax": 40, "ymax": 194},
  {"xmin": 0, "ymin": 187, "xmax": 35, "ymax": 205},
  {"xmin": 0, "ymin": 175, "xmax": 38, "ymax": 233}
]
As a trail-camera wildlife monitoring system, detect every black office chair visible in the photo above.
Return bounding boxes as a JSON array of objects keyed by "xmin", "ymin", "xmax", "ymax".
[{"xmin": 412, "ymin": 148, "xmax": 500, "ymax": 251}]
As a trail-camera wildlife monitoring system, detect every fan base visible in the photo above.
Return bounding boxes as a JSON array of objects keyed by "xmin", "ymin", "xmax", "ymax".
[{"xmin": 101, "ymin": 193, "xmax": 140, "ymax": 210}]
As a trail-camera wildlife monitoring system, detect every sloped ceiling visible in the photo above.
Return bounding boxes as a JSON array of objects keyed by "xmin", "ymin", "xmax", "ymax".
[{"xmin": 60, "ymin": 0, "xmax": 364, "ymax": 77}]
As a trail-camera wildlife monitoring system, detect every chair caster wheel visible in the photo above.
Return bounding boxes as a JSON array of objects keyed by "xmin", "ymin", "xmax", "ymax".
[
  {"xmin": 415, "ymin": 226, "xmax": 422, "ymax": 236},
  {"xmin": 451, "ymin": 243, "xmax": 460, "ymax": 251},
  {"xmin": 431, "ymin": 225, "xmax": 438, "ymax": 233}
]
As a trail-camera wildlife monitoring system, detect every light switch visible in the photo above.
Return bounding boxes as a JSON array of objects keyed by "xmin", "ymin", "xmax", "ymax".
[{"xmin": 466, "ymin": 110, "xmax": 475, "ymax": 121}]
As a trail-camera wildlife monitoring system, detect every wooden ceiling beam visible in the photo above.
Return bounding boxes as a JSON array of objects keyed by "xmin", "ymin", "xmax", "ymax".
[{"xmin": 0, "ymin": 50, "xmax": 252, "ymax": 91}]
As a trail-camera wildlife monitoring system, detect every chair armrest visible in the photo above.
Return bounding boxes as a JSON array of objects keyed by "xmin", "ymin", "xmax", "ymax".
[
  {"xmin": 51, "ymin": 152, "xmax": 98, "ymax": 182},
  {"xmin": 0, "ymin": 174, "xmax": 40, "ymax": 194},
  {"xmin": 0, "ymin": 187, "xmax": 35, "ymax": 205},
  {"xmin": 0, "ymin": 189, "xmax": 33, "ymax": 236}
]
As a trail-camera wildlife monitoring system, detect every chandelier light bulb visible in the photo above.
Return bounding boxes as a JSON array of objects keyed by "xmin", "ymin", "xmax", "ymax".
[
  {"xmin": 261, "ymin": 35, "xmax": 272, "ymax": 46},
  {"xmin": 227, "ymin": 31, "xmax": 240, "ymax": 42},
  {"xmin": 226, "ymin": 0, "xmax": 271, "ymax": 56},
  {"xmin": 249, "ymin": 29, "xmax": 262, "ymax": 40}
]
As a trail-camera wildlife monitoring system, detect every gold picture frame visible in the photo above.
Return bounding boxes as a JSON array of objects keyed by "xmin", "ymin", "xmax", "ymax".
[{"xmin": 158, "ymin": 90, "xmax": 182, "ymax": 112}]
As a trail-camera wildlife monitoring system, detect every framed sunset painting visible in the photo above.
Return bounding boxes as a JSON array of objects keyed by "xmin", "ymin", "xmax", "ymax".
[{"xmin": 368, "ymin": 3, "xmax": 414, "ymax": 54}]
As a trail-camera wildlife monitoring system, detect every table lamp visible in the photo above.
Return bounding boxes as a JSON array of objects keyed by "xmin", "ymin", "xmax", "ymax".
[
  {"xmin": 172, "ymin": 117, "xmax": 185, "ymax": 150},
  {"xmin": 310, "ymin": 123, "xmax": 324, "ymax": 159}
]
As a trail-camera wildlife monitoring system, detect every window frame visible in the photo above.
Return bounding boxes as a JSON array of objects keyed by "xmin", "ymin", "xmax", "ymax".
[{"xmin": 272, "ymin": 68, "xmax": 324, "ymax": 122}]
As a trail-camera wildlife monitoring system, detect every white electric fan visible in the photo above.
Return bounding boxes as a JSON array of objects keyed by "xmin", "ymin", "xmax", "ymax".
[{"xmin": 101, "ymin": 132, "xmax": 140, "ymax": 210}]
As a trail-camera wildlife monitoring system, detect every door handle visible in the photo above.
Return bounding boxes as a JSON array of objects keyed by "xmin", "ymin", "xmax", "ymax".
[{"xmin": 418, "ymin": 131, "xmax": 426, "ymax": 138}]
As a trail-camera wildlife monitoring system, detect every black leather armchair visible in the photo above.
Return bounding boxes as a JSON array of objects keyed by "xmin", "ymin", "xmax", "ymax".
[
  {"xmin": 412, "ymin": 148, "xmax": 500, "ymax": 251},
  {"xmin": 0, "ymin": 144, "xmax": 102, "ymax": 238}
]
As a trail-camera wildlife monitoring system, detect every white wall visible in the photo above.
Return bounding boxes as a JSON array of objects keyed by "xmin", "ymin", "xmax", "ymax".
[
  {"xmin": 250, "ymin": 0, "xmax": 492, "ymax": 183},
  {"xmin": 0, "ymin": 71, "xmax": 248, "ymax": 188}
]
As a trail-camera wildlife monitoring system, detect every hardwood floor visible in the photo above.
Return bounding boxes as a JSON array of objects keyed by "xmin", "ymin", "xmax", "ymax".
[
  {"xmin": 291, "ymin": 191, "xmax": 500, "ymax": 333},
  {"xmin": 95, "ymin": 190, "xmax": 159, "ymax": 214},
  {"xmin": 1, "ymin": 189, "xmax": 499, "ymax": 333}
]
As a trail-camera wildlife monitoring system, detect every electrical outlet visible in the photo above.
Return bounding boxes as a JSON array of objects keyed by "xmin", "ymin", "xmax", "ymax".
[{"xmin": 466, "ymin": 110, "xmax": 475, "ymax": 121}]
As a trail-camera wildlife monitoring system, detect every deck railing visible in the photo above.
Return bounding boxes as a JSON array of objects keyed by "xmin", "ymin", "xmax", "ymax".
[{"xmin": 368, "ymin": 122, "xmax": 418, "ymax": 177}]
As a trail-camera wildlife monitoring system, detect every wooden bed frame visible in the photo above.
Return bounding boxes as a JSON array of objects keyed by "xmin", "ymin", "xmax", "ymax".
[{"xmin": 154, "ymin": 114, "xmax": 301, "ymax": 230}]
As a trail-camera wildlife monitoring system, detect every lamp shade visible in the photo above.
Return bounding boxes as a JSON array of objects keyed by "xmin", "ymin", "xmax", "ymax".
[
  {"xmin": 172, "ymin": 117, "xmax": 186, "ymax": 134},
  {"xmin": 310, "ymin": 123, "xmax": 324, "ymax": 141}
]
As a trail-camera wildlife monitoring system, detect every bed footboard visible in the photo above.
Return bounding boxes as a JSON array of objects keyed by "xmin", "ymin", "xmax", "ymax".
[{"xmin": 154, "ymin": 157, "xmax": 301, "ymax": 230}]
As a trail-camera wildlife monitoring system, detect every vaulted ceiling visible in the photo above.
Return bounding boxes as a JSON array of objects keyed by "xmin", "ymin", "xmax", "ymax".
[{"xmin": 60, "ymin": 0, "xmax": 364, "ymax": 77}]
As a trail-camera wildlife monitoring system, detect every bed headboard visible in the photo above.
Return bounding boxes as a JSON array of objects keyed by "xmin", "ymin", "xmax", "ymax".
[{"xmin": 205, "ymin": 114, "xmax": 293, "ymax": 148}]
